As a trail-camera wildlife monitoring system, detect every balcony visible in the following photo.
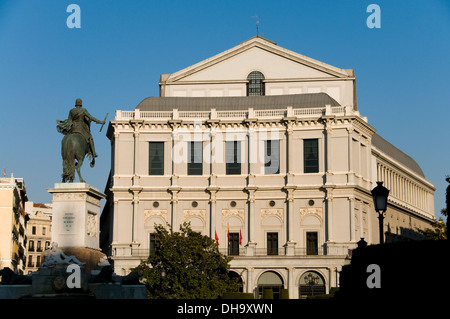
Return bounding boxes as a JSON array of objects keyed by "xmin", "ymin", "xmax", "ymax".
[
  {"xmin": 114, "ymin": 105, "xmax": 358, "ymax": 122},
  {"xmin": 112, "ymin": 246, "xmax": 329, "ymax": 259}
]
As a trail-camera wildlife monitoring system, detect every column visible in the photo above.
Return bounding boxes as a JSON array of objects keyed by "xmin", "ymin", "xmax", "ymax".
[
  {"xmin": 349, "ymin": 196, "xmax": 356, "ymax": 242},
  {"xmin": 347, "ymin": 127, "xmax": 354, "ymax": 184},
  {"xmin": 246, "ymin": 190, "xmax": 257, "ymax": 256},
  {"xmin": 287, "ymin": 267, "xmax": 295, "ymax": 299},
  {"xmin": 131, "ymin": 120, "xmax": 143, "ymax": 186},
  {"xmin": 247, "ymin": 123, "xmax": 257, "ymax": 184},
  {"xmin": 209, "ymin": 194, "xmax": 216, "ymax": 239},
  {"xmin": 325, "ymin": 120, "xmax": 333, "ymax": 185},
  {"xmin": 169, "ymin": 120, "xmax": 181, "ymax": 231},
  {"xmin": 131, "ymin": 191, "xmax": 141, "ymax": 245},
  {"xmin": 285, "ymin": 189, "xmax": 296, "ymax": 256},
  {"xmin": 246, "ymin": 267, "xmax": 254, "ymax": 295},
  {"xmin": 326, "ymin": 192, "xmax": 334, "ymax": 242}
]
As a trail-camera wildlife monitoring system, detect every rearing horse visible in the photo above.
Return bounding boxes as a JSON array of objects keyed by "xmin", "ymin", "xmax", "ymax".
[{"xmin": 61, "ymin": 132, "xmax": 94, "ymax": 183}]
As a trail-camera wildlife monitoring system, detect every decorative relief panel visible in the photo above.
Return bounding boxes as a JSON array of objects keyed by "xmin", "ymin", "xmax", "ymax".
[
  {"xmin": 53, "ymin": 193, "xmax": 86, "ymax": 201},
  {"xmin": 299, "ymin": 208, "xmax": 323, "ymax": 221},
  {"xmin": 144, "ymin": 210, "xmax": 167, "ymax": 222},
  {"xmin": 184, "ymin": 209, "xmax": 206, "ymax": 222},
  {"xmin": 87, "ymin": 212, "xmax": 97, "ymax": 237},
  {"xmin": 222, "ymin": 209, "xmax": 245, "ymax": 223},
  {"xmin": 261, "ymin": 209, "xmax": 283, "ymax": 222}
]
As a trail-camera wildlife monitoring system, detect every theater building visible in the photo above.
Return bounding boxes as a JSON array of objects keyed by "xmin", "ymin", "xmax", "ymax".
[{"xmin": 101, "ymin": 36, "xmax": 435, "ymax": 298}]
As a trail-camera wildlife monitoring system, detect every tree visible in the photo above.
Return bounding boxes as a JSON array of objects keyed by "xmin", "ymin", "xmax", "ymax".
[
  {"xmin": 417, "ymin": 209, "xmax": 447, "ymax": 240},
  {"xmin": 134, "ymin": 222, "xmax": 241, "ymax": 299}
]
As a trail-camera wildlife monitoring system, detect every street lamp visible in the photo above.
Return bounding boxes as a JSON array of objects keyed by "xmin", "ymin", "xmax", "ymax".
[{"xmin": 371, "ymin": 181, "xmax": 390, "ymax": 244}]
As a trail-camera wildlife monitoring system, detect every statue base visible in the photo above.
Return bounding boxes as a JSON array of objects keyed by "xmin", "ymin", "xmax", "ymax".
[{"xmin": 47, "ymin": 183, "xmax": 105, "ymax": 250}]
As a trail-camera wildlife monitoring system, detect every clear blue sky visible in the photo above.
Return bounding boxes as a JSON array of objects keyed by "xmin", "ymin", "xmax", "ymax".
[{"xmin": 0, "ymin": 0, "xmax": 449, "ymax": 220}]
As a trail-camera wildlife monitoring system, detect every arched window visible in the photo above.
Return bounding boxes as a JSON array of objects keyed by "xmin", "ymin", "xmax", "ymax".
[
  {"xmin": 247, "ymin": 71, "xmax": 265, "ymax": 96},
  {"xmin": 257, "ymin": 271, "xmax": 284, "ymax": 299},
  {"xmin": 299, "ymin": 271, "xmax": 326, "ymax": 298}
]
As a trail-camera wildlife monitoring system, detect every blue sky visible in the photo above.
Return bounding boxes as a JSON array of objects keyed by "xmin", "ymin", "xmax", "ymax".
[{"xmin": 0, "ymin": 0, "xmax": 449, "ymax": 219}]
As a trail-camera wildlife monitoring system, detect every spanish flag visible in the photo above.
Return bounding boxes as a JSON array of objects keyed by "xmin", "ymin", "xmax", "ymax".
[
  {"xmin": 227, "ymin": 224, "xmax": 230, "ymax": 245},
  {"xmin": 215, "ymin": 229, "xmax": 219, "ymax": 245}
]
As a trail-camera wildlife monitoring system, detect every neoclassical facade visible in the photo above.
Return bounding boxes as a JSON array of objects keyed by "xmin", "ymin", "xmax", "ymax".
[{"xmin": 101, "ymin": 36, "xmax": 435, "ymax": 298}]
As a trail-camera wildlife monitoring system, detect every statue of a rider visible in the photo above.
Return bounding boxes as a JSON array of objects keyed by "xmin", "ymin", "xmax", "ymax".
[{"xmin": 57, "ymin": 98, "xmax": 105, "ymax": 167}]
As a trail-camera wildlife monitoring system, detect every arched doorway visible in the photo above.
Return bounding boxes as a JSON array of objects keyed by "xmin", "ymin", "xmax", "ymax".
[
  {"xmin": 257, "ymin": 271, "xmax": 284, "ymax": 299},
  {"xmin": 299, "ymin": 271, "xmax": 326, "ymax": 298}
]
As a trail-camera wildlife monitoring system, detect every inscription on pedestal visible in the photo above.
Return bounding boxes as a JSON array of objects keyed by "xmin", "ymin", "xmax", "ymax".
[{"xmin": 63, "ymin": 212, "xmax": 76, "ymax": 233}]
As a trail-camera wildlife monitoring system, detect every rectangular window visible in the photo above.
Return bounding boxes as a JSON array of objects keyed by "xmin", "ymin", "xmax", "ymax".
[
  {"xmin": 188, "ymin": 141, "xmax": 203, "ymax": 175},
  {"xmin": 226, "ymin": 141, "xmax": 241, "ymax": 175},
  {"xmin": 228, "ymin": 232, "xmax": 240, "ymax": 256},
  {"xmin": 306, "ymin": 232, "xmax": 318, "ymax": 255},
  {"xmin": 267, "ymin": 232, "xmax": 279, "ymax": 255},
  {"xmin": 304, "ymin": 139, "xmax": 319, "ymax": 173},
  {"xmin": 149, "ymin": 142, "xmax": 164, "ymax": 175},
  {"xmin": 264, "ymin": 140, "xmax": 280, "ymax": 174},
  {"xmin": 149, "ymin": 233, "xmax": 161, "ymax": 255}
]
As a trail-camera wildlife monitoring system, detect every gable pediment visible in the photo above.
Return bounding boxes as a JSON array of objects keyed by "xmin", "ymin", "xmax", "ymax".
[{"xmin": 162, "ymin": 36, "xmax": 352, "ymax": 84}]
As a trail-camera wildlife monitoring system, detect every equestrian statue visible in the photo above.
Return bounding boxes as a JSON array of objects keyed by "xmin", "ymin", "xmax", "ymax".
[{"xmin": 56, "ymin": 98, "xmax": 106, "ymax": 183}]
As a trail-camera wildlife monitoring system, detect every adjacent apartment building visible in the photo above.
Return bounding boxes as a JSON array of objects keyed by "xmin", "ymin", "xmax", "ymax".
[
  {"xmin": 24, "ymin": 201, "xmax": 52, "ymax": 274},
  {"xmin": 0, "ymin": 174, "xmax": 29, "ymax": 274},
  {"xmin": 101, "ymin": 36, "xmax": 435, "ymax": 298}
]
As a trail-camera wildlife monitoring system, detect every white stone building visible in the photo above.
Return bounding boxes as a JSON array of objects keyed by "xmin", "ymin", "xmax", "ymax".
[{"xmin": 101, "ymin": 36, "xmax": 435, "ymax": 298}]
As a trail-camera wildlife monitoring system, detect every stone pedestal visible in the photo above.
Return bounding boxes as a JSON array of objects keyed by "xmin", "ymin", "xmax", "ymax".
[
  {"xmin": 47, "ymin": 183, "xmax": 105, "ymax": 250},
  {"xmin": 0, "ymin": 182, "xmax": 146, "ymax": 299},
  {"xmin": 47, "ymin": 183, "xmax": 106, "ymax": 272}
]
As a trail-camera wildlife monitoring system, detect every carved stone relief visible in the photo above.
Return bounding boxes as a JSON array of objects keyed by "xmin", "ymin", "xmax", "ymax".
[
  {"xmin": 87, "ymin": 212, "xmax": 97, "ymax": 237},
  {"xmin": 184, "ymin": 209, "xmax": 206, "ymax": 222},
  {"xmin": 261, "ymin": 209, "xmax": 283, "ymax": 223},
  {"xmin": 299, "ymin": 207, "xmax": 323, "ymax": 221},
  {"xmin": 144, "ymin": 209, "xmax": 167, "ymax": 223},
  {"xmin": 222, "ymin": 209, "xmax": 245, "ymax": 223}
]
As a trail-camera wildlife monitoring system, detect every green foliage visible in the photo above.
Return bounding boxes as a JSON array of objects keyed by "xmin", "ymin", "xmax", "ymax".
[
  {"xmin": 222, "ymin": 292, "xmax": 254, "ymax": 299},
  {"xmin": 280, "ymin": 289, "xmax": 289, "ymax": 299},
  {"xmin": 262, "ymin": 289, "xmax": 273, "ymax": 299},
  {"xmin": 134, "ymin": 222, "xmax": 241, "ymax": 299},
  {"xmin": 306, "ymin": 287, "xmax": 339, "ymax": 299},
  {"xmin": 416, "ymin": 208, "xmax": 447, "ymax": 240}
]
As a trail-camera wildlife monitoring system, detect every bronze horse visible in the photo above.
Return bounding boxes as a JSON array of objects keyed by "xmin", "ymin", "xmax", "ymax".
[{"xmin": 61, "ymin": 132, "xmax": 93, "ymax": 183}]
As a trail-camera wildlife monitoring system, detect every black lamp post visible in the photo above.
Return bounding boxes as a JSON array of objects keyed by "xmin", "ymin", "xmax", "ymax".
[{"xmin": 371, "ymin": 181, "xmax": 390, "ymax": 244}]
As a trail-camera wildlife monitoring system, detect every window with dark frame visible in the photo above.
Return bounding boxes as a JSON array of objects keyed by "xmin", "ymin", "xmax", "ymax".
[
  {"xmin": 226, "ymin": 141, "xmax": 241, "ymax": 175},
  {"xmin": 188, "ymin": 141, "xmax": 203, "ymax": 175},
  {"xmin": 265, "ymin": 140, "xmax": 280, "ymax": 174},
  {"xmin": 304, "ymin": 139, "xmax": 319, "ymax": 173},
  {"xmin": 149, "ymin": 233, "xmax": 161, "ymax": 255},
  {"xmin": 149, "ymin": 142, "xmax": 164, "ymax": 175},
  {"xmin": 247, "ymin": 71, "xmax": 265, "ymax": 96},
  {"xmin": 228, "ymin": 232, "xmax": 240, "ymax": 256},
  {"xmin": 267, "ymin": 232, "xmax": 278, "ymax": 255},
  {"xmin": 306, "ymin": 232, "xmax": 319, "ymax": 255}
]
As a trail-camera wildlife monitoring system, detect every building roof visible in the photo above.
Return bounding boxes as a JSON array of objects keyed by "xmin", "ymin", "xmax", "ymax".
[
  {"xmin": 372, "ymin": 133, "xmax": 425, "ymax": 178},
  {"xmin": 136, "ymin": 93, "xmax": 340, "ymax": 111}
]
